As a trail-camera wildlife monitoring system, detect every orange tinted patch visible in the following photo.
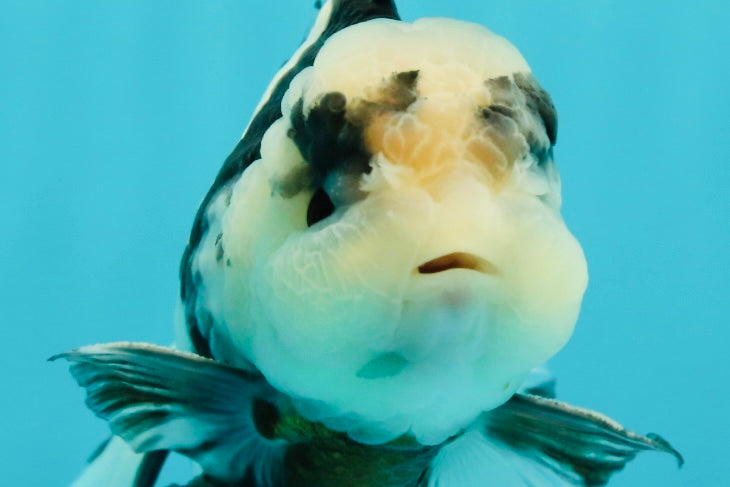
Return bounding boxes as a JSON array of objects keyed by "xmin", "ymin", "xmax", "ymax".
[{"xmin": 363, "ymin": 98, "xmax": 515, "ymax": 187}]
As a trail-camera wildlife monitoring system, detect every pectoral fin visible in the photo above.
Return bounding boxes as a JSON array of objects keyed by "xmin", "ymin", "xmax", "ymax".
[
  {"xmin": 54, "ymin": 344, "xmax": 682, "ymax": 487},
  {"xmin": 52, "ymin": 342, "xmax": 286, "ymax": 486},
  {"xmin": 483, "ymin": 393, "xmax": 683, "ymax": 486}
]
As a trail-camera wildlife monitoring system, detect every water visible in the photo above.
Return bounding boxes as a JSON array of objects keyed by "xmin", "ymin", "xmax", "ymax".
[{"xmin": 1, "ymin": 1, "xmax": 727, "ymax": 485}]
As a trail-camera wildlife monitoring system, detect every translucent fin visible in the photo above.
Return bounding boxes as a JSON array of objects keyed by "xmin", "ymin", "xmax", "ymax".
[
  {"xmin": 70, "ymin": 436, "xmax": 165, "ymax": 487},
  {"xmin": 482, "ymin": 393, "xmax": 683, "ymax": 486},
  {"xmin": 427, "ymin": 428, "xmax": 577, "ymax": 487},
  {"xmin": 55, "ymin": 344, "xmax": 682, "ymax": 486},
  {"xmin": 429, "ymin": 393, "xmax": 682, "ymax": 487},
  {"xmin": 52, "ymin": 342, "xmax": 286, "ymax": 486}
]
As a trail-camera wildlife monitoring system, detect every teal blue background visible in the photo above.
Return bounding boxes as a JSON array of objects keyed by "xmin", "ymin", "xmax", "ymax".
[{"xmin": 1, "ymin": 1, "xmax": 727, "ymax": 485}]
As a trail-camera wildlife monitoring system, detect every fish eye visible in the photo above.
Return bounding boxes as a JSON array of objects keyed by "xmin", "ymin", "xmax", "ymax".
[{"xmin": 306, "ymin": 187, "xmax": 335, "ymax": 227}]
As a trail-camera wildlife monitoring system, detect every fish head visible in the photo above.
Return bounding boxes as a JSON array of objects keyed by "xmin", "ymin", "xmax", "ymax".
[{"xmin": 198, "ymin": 17, "xmax": 588, "ymax": 445}]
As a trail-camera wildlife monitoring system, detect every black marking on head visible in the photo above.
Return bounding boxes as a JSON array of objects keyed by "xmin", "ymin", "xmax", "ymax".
[
  {"xmin": 288, "ymin": 92, "xmax": 371, "ymax": 188},
  {"xmin": 272, "ymin": 165, "xmax": 314, "ymax": 199},
  {"xmin": 180, "ymin": 0, "xmax": 400, "ymax": 358},
  {"xmin": 480, "ymin": 102, "xmax": 524, "ymax": 165},
  {"xmin": 381, "ymin": 70, "xmax": 420, "ymax": 111},
  {"xmin": 514, "ymin": 73, "xmax": 558, "ymax": 146},
  {"xmin": 287, "ymin": 70, "xmax": 419, "ymax": 192},
  {"xmin": 482, "ymin": 104, "xmax": 520, "ymax": 134},
  {"xmin": 252, "ymin": 399, "xmax": 281, "ymax": 440},
  {"xmin": 348, "ymin": 70, "xmax": 420, "ymax": 124},
  {"xmin": 483, "ymin": 74, "xmax": 557, "ymax": 166},
  {"xmin": 488, "ymin": 104, "xmax": 516, "ymax": 119}
]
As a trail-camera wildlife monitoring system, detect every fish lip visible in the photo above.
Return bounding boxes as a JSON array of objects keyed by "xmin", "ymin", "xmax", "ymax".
[{"xmin": 416, "ymin": 252, "xmax": 499, "ymax": 275}]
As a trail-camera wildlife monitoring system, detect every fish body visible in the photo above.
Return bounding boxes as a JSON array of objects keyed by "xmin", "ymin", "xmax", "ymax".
[
  {"xmin": 55, "ymin": 1, "xmax": 681, "ymax": 486},
  {"xmin": 183, "ymin": 2, "xmax": 586, "ymax": 448}
]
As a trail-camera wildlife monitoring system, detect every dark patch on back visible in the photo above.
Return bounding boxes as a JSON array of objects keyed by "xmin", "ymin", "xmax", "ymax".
[{"xmin": 180, "ymin": 0, "xmax": 400, "ymax": 358}]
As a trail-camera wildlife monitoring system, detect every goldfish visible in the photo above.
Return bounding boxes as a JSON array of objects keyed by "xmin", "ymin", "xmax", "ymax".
[{"xmin": 54, "ymin": 1, "xmax": 682, "ymax": 486}]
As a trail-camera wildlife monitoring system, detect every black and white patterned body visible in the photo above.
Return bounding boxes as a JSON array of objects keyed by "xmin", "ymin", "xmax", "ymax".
[
  {"xmin": 178, "ymin": 0, "xmax": 401, "ymax": 361},
  {"xmin": 59, "ymin": 3, "xmax": 684, "ymax": 486},
  {"xmin": 180, "ymin": 0, "xmax": 586, "ymax": 446}
]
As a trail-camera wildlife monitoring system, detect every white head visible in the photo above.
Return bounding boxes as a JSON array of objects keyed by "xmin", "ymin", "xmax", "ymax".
[{"xmin": 192, "ymin": 17, "xmax": 588, "ymax": 445}]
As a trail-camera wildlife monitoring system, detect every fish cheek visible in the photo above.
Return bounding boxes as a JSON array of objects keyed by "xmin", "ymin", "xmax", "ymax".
[
  {"xmin": 221, "ymin": 159, "xmax": 309, "ymax": 273},
  {"xmin": 216, "ymin": 160, "xmax": 314, "ymax": 357}
]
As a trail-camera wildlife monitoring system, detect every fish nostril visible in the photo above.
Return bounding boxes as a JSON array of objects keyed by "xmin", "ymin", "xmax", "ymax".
[{"xmin": 417, "ymin": 252, "xmax": 498, "ymax": 275}]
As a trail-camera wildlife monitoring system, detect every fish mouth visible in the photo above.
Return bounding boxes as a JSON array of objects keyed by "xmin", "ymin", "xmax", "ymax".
[{"xmin": 417, "ymin": 252, "xmax": 499, "ymax": 275}]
